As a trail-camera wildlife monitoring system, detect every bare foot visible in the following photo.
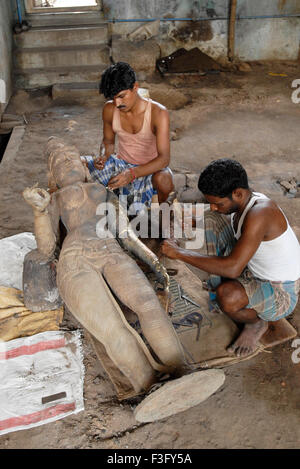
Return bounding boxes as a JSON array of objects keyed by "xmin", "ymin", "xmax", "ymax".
[{"xmin": 227, "ymin": 320, "xmax": 268, "ymax": 357}]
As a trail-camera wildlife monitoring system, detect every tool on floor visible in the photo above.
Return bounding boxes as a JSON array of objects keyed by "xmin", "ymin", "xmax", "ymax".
[{"xmin": 181, "ymin": 294, "xmax": 201, "ymax": 309}]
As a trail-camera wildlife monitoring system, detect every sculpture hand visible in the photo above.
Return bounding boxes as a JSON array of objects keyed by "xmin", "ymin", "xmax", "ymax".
[{"xmin": 23, "ymin": 184, "xmax": 51, "ymax": 212}]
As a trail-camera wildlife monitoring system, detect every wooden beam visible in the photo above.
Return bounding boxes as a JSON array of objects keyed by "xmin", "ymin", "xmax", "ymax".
[{"xmin": 228, "ymin": 0, "xmax": 238, "ymax": 61}]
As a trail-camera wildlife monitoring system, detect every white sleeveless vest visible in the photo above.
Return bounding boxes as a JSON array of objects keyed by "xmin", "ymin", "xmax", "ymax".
[{"xmin": 231, "ymin": 192, "xmax": 300, "ymax": 282}]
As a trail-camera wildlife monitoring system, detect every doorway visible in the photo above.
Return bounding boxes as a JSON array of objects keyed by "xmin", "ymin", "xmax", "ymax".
[{"xmin": 25, "ymin": 0, "xmax": 101, "ymax": 13}]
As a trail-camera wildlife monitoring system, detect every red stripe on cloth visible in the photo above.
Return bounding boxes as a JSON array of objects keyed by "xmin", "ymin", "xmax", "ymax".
[
  {"xmin": 0, "ymin": 338, "xmax": 66, "ymax": 360},
  {"xmin": 0, "ymin": 402, "xmax": 76, "ymax": 431}
]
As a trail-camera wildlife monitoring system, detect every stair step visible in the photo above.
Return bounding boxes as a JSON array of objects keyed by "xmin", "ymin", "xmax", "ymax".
[
  {"xmin": 14, "ymin": 25, "xmax": 108, "ymax": 48},
  {"xmin": 14, "ymin": 65, "xmax": 107, "ymax": 74},
  {"xmin": 25, "ymin": 11, "xmax": 104, "ymax": 27},
  {"xmin": 14, "ymin": 65, "xmax": 107, "ymax": 89},
  {"xmin": 52, "ymin": 81, "xmax": 103, "ymax": 100},
  {"xmin": 13, "ymin": 12, "xmax": 110, "ymax": 90},
  {"xmin": 15, "ymin": 44, "xmax": 109, "ymax": 53},
  {"xmin": 14, "ymin": 44, "xmax": 110, "ymax": 70}
]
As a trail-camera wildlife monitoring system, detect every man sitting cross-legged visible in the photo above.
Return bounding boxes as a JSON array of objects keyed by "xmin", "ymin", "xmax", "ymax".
[
  {"xmin": 86, "ymin": 62, "xmax": 174, "ymax": 213},
  {"xmin": 162, "ymin": 159, "xmax": 300, "ymax": 357}
]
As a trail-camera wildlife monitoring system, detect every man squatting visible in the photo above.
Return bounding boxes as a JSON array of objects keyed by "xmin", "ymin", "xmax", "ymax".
[
  {"xmin": 87, "ymin": 62, "xmax": 300, "ymax": 359},
  {"xmin": 85, "ymin": 62, "xmax": 174, "ymax": 212},
  {"xmin": 162, "ymin": 159, "xmax": 300, "ymax": 357}
]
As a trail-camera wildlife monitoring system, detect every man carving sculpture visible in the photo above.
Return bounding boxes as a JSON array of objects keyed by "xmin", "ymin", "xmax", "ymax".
[
  {"xmin": 162, "ymin": 159, "xmax": 300, "ymax": 358},
  {"xmin": 85, "ymin": 62, "xmax": 174, "ymax": 212}
]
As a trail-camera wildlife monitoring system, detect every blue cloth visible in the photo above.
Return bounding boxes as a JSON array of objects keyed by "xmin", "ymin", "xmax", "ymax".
[
  {"xmin": 243, "ymin": 276, "xmax": 300, "ymax": 321},
  {"xmin": 86, "ymin": 154, "xmax": 156, "ymax": 213}
]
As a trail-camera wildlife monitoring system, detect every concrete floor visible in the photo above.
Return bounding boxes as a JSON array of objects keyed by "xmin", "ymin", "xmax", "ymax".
[{"xmin": 0, "ymin": 61, "xmax": 299, "ymax": 449}]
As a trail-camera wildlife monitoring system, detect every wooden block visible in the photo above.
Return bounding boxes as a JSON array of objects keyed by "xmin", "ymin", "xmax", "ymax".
[
  {"xmin": 23, "ymin": 249, "xmax": 63, "ymax": 312},
  {"xmin": 260, "ymin": 318, "xmax": 297, "ymax": 348}
]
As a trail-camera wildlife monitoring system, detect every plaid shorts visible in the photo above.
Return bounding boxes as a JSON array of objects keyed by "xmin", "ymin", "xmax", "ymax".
[
  {"xmin": 238, "ymin": 270, "xmax": 300, "ymax": 321},
  {"xmin": 204, "ymin": 211, "xmax": 300, "ymax": 321},
  {"xmin": 84, "ymin": 154, "xmax": 157, "ymax": 213}
]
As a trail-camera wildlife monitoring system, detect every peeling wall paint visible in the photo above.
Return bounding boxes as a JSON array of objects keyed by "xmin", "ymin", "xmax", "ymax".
[
  {"xmin": 103, "ymin": 0, "xmax": 300, "ymax": 62},
  {"xmin": 106, "ymin": 0, "xmax": 229, "ymax": 64}
]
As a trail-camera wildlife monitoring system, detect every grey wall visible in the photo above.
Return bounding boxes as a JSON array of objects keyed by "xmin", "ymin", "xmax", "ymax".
[
  {"xmin": 13, "ymin": 0, "xmax": 300, "ymax": 63},
  {"xmin": 236, "ymin": 0, "xmax": 300, "ymax": 60},
  {"xmin": 104, "ymin": 0, "xmax": 229, "ymax": 63},
  {"xmin": 103, "ymin": 0, "xmax": 300, "ymax": 62},
  {"xmin": 0, "ymin": 0, "xmax": 14, "ymax": 114},
  {"xmin": 103, "ymin": 0, "xmax": 227, "ymax": 19}
]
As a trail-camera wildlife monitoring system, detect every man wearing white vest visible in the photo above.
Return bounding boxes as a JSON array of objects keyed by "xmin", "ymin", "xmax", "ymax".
[{"xmin": 162, "ymin": 159, "xmax": 300, "ymax": 358}]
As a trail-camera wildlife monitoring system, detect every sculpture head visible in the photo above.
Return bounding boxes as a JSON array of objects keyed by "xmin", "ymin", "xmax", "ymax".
[{"xmin": 46, "ymin": 137, "xmax": 86, "ymax": 190}]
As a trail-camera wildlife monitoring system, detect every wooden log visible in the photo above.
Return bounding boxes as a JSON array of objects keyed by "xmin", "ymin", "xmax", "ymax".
[{"xmin": 228, "ymin": 0, "xmax": 237, "ymax": 61}]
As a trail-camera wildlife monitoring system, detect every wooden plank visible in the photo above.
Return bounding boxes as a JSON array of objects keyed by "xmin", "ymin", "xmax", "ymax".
[
  {"xmin": 260, "ymin": 318, "xmax": 297, "ymax": 348},
  {"xmin": 228, "ymin": 0, "xmax": 237, "ymax": 61}
]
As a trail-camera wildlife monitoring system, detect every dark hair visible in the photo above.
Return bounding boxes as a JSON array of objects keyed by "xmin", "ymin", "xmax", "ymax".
[
  {"xmin": 198, "ymin": 158, "xmax": 249, "ymax": 198},
  {"xmin": 99, "ymin": 62, "xmax": 136, "ymax": 99}
]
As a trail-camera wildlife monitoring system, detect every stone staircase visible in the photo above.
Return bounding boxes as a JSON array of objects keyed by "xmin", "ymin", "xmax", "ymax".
[{"xmin": 13, "ymin": 12, "xmax": 110, "ymax": 90}]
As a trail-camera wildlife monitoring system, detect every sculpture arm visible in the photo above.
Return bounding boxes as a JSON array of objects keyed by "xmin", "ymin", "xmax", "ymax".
[
  {"xmin": 106, "ymin": 191, "xmax": 169, "ymax": 290},
  {"xmin": 23, "ymin": 185, "xmax": 59, "ymax": 259}
]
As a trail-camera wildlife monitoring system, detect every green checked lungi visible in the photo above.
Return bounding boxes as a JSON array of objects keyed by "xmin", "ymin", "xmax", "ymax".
[{"xmin": 204, "ymin": 211, "xmax": 300, "ymax": 321}]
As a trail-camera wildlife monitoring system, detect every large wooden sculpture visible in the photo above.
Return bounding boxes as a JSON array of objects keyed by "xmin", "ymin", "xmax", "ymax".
[{"xmin": 22, "ymin": 137, "xmax": 188, "ymax": 394}]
